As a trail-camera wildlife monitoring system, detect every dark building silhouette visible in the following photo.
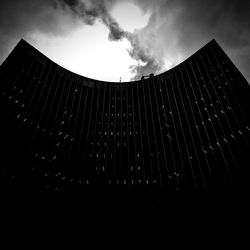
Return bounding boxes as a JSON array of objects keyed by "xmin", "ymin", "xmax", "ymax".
[{"xmin": 1, "ymin": 39, "xmax": 250, "ymax": 205}]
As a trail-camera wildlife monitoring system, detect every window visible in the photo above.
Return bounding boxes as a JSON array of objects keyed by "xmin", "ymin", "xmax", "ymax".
[
  {"xmin": 173, "ymin": 171, "xmax": 180, "ymax": 177},
  {"xmin": 223, "ymin": 138, "xmax": 228, "ymax": 143}
]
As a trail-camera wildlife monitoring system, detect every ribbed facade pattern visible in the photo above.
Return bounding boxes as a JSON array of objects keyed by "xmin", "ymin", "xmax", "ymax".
[{"xmin": 0, "ymin": 39, "xmax": 250, "ymax": 197}]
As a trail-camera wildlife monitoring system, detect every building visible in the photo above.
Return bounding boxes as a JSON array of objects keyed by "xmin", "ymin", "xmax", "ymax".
[{"xmin": 0, "ymin": 39, "xmax": 250, "ymax": 204}]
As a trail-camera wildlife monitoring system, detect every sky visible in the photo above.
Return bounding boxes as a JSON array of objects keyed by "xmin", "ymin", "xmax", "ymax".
[{"xmin": 0, "ymin": 0, "xmax": 249, "ymax": 82}]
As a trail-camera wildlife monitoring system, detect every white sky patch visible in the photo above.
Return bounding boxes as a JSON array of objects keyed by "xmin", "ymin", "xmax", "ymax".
[
  {"xmin": 29, "ymin": 21, "xmax": 138, "ymax": 82},
  {"xmin": 111, "ymin": 1, "xmax": 150, "ymax": 32},
  {"xmin": 163, "ymin": 52, "xmax": 185, "ymax": 71}
]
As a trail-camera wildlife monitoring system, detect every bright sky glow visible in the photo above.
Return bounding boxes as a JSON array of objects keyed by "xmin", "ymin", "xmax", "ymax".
[
  {"xmin": 29, "ymin": 2, "xmax": 150, "ymax": 82},
  {"xmin": 111, "ymin": 1, "xmax": 150, "ymax": 32}
]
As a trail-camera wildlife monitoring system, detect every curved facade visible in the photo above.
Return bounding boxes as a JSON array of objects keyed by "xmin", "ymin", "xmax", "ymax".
[{"xmin": 1, "ymin": 39, "xmax": 250, "ymax": 202}]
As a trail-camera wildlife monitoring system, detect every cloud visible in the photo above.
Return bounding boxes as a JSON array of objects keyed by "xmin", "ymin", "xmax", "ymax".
[
  {"xmin": 177, "ymin": 0, "xmax": 250, "ymax": 81},
  {"xmin": 132, "ymin": 0, "xmax": 250, "ymax": 81},
  {"xmin": 57, "ymin": 0, "xmax": 165, "ymax": 79},
  {"xmin": 0, "ymin": 0, "xmax": 81, "ymax": 62},
  {"xmin": 127, "ymin": 32, "xmax": 163, "ymax": 80},
  {"xmin": 0, "ymin": 0, "xmax": 249, "ymax": 82},
  {"xmin": 0, "ymin": 0, "xmax": 165, "ymax": 80},
  {"xmin": 57, "ymin": 0, "xmax": 126, "ymax": 41}
]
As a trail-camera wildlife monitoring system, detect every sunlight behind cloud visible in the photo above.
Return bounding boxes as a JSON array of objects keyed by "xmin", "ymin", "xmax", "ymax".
[
  {"xmin": 111, "ymin": 1, "xmax": 150, "ymax": 32},
  {"xmin": 29, "ymin": 21, "xmax": 138, "ymax": 82}
]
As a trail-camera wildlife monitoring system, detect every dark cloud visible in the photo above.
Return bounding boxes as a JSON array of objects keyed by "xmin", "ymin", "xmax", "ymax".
[
  {"xmin": 176, "ymin": 0, "xmax": 250, "ymax": 81},
  {"xmin": 132, "ymin": 0, "xmax": 250, "ymax": 81},
  {"xmin": 0, "ymin": 0, "xmax": 80, "ymax": 62},
  {"xmin": 57, "ymin": 0, "xmax": 126, "ymax": 41}
]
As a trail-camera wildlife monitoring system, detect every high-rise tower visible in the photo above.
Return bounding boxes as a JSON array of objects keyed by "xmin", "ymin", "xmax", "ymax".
[{"xmin": 1, "ymin": 39, "xmax": 250, "ymax": 204}]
